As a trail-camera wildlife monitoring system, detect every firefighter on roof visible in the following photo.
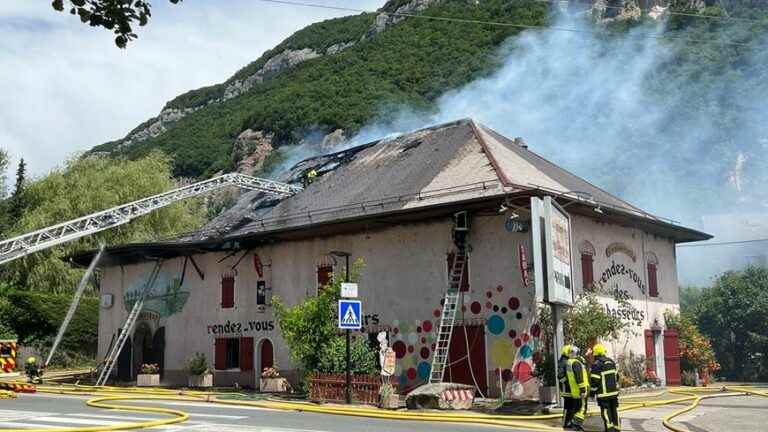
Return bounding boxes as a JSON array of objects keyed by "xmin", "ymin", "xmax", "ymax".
[
  {"xmin": 558, "ymin": 345, "xmax": 589, "ymax": 431},
  {"xmin": 590, "ymin": 343, "xmax": 621, "ymax": 432}
]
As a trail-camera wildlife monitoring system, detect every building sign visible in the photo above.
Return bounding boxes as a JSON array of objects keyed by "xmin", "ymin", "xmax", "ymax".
[
  {"xmin": 518, "ymin": 244, "xmax": 530, "ymax": 288},
  {"xmin": 341, "ymin": 282, "xmax": 358, "ymax": 298},
  {"xmin": 206, "ymin": 319, "xmax": 275, "ymax": 335},
  {"xmin": 594, "ymin": 260, "xmax": 647, "ymax": 295},
  {"xmin": 604, "ymin": 287, "xmax": 645, "ymax": 326}
]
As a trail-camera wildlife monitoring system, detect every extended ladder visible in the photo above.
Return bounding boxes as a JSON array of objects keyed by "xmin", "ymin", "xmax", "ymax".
[
  {"xmin": 0, "ymin": 173, "xmax": 302, "ymax": 265},
  {"xmin": 429, "ymin": 247, "xmax": 468, "ymax": 383},
  {"xmin": 95, "ymin": 260, "xmax": 162, "ymax": 386}
]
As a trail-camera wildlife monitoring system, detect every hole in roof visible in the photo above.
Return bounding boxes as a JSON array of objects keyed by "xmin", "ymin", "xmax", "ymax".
[{"xmin": 401, "ymin": 139, "xmax": 423, "ymax": 153}]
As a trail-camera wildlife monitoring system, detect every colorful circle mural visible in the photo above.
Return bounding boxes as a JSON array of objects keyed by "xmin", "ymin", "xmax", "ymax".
[{"xmin": 487, "ymin": 315, "xmax": 505, "ymax": 335}]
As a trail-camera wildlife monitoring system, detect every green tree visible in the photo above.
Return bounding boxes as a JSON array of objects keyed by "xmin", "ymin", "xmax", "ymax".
[
  {"xmin": 318, "ymin": 337, "xmax": 377, "ymax": 375},
  {"xmin": 273, "ymin": 259, "xmax": 367, "ymax": 376},
  {"xmin": 694, "ymin": 266, "xmax": 768, "ymax": 381},
  {"xmin": 679, "ymin": 285, "xmax": 704, "ymax": 313},
  {"xmin": 538, "ymin": 289, "xmax": 638, "ymax": 352},
  {"xmin": 51, "ymin": 0, "xmax": 183, "ymax": 48},
  {"xmin": 9, "ymin": 158, "xmax": 27, "ymax": 222},
  {"xmin": 664, "ymin": 310, "xmax": 719, "ymax": 375},
  {"xmin": 1, "ymin": 152, "xmax": 206, "ymax": 294}
]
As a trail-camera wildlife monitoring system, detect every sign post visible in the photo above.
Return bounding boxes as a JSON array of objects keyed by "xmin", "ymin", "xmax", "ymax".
[
  {"xmin": 339, "ymin": 299, "xmax": 362, "ymax": 404},
  {"xmin": 530, "ymin": 196, "xmax": 575, "ymax": 408}
]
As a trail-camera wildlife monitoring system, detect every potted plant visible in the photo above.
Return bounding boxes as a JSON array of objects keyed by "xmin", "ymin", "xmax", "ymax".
[
  {"xmin": 533, "ymin": 352, "xmax": 557, "ymax": 404},
  {"xmin": 379, "ymin": 382, "xmax": 399, "ymax": 409},
  {"xmin": 137, "ymin": 363, "xmax": 160, "ymax": 387},
  {"xmin": 260, "ymin": 366, "xmax": 289, "ymax": 392},
  {"xmin": 185, "ymin": 353, "xmax": 213, "ymax": 388}
]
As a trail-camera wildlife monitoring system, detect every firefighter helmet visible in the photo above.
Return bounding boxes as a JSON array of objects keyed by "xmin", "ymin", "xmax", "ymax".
[{"xmin": 593, "ymin": 343, "xmax": 607, "ymax": 357}]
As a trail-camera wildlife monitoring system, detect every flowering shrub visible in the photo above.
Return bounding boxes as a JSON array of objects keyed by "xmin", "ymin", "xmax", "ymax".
[
  {"xmin": 140, "ymin": 363, "xmax": 160, "ymax": 374},
  {"xmin": 262, "ymin": 367, "xmax": 280, "ymax": 378},
  {"xmin": 664, "ymin": 310, "xmax": 720, "ymax": 375}
]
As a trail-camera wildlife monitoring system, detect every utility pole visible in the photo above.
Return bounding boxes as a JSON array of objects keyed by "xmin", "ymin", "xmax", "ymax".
[{"xmin": 331, "ymin": 250, "xmax": 352, "ymax": 404}]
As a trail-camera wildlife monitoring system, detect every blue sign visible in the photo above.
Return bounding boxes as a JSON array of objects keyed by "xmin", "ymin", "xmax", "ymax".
[{"xmin": 338, "ymin": 300, "xmax": 362, "ymax": 330}]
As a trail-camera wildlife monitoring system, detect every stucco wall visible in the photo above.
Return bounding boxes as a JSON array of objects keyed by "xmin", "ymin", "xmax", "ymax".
[{"xmin": 97, "ymin": 211, "xmax": 680, "ymax": 390}]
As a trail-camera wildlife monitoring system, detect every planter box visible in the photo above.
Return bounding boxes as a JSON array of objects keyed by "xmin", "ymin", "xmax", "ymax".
[
  {"xmin": 539, "ymin": 386, "xmax": 557, "ymax": 404},
  {"xmin": 260, "ymin": 377, "xmax": 289, "ymax": 393},
  {"xmin": 137, "ymin": 374, "xmax": 160, "ymax": 387},
  {"xmin": 380, "ymin": 393, "xmax": 399, "ymax": 409},
  {"xmin": 188, "ymin": 374, "xmax": 213, "ymax": 388}
]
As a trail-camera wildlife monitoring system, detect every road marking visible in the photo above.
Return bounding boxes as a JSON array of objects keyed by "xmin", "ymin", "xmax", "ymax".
[
  {"xmin": 0, "ymin": 409, "xmax": 56, "ymax": 421},
  {"xmin": 188, "ymin": 413, "xmax": 248, "ymax": 419},
  {"xmin": 0, "ymin": 421, "xmax": 66, "ymax": 429},
  {"xmin": 128, "ymin": 400, "xmax": 279, "ymax": 411},
  {"xmin": 35, "ymin": 416, "xmax": 137, "ymax": 425},
  {"xmin": 72, "ymin": 413, "xmax": 159, "ymax": 421}
]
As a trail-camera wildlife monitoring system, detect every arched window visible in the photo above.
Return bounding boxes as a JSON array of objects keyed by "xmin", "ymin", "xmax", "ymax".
[
  {"xmin": 646, "ymin": 252, "xmax": 659, "ymax": 297},
  {"xmin": 316, "ymin": 254, "xmax": 335, "ymax": 294},
  {"xmin": 579, "ymin": 240, "xmax": 596, "ymax": 290}
]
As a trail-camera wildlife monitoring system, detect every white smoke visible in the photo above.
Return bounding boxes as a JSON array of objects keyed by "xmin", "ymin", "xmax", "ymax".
[{"xmin": 340, "ymin": 11, "xmax": 768, "ymax": 286}]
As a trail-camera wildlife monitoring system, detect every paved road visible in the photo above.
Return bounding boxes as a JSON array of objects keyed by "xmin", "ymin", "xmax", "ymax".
[
  {"xmin": 1, "ymin": 393, "xmax": 531, "ymax": 432},
  {"xmin": 2, "ymin": 392, "xmax": 766, "ymax": 431}
]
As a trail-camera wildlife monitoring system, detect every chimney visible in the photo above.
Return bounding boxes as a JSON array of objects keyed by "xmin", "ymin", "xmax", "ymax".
[{"xmin": 514, "ymin": 137, "xmax": 527, "ymax": 149}]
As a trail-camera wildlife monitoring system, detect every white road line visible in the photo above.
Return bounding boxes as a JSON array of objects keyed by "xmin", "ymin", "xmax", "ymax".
[
  {"xmin": 0, "ymin": 421, "xmax": 66, "ymax": 429},
  {"xmin": 128, "ymin": 400, "xmax": 279, "ymax": 411},
  {"xmin": 35, "ymin": 416, "xmax": 136, "ymax": 425},
  {"xmin": 71, "ymin": 413, "xmax": 159, "ymax": 421},
  {"xmin": 0, "ymin": 409, "xmax": 57, "ymax": 421},
  {"xmin": 188, "ymin": 413, "xmax": 248, "ymax": 419}
]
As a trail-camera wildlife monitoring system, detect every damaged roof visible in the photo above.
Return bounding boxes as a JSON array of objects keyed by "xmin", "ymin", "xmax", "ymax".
[{"xmin": 73, "ymin": 119, "xmax": 711, "ymax": 265}]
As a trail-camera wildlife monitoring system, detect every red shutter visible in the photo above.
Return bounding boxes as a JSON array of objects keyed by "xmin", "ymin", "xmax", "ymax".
[
  {"xmin": 317, "ymin": 265, "xmax": 333, "ymax": 292},
  {"xmin": 260, "ymin": 340, "xmax": 274, "ymax": 370},
  {"xmin": 663, "ymin": 330, "xmax": 681, "ymax": 386},
  {"xmin": 644, "ymin": 329, "xmax": 656, "ymax": 376},
  {"xmin": 221, "ymin": 274, "xmax": 235, "ymax": 308},
  {"xmin": 240, "ymin": 337, "xmax": 254, "ymax": 371},
  {"xmin": 648, "ymin": 264, "xmax": 658, "ymax": 297},
  {"xmin": 581, "ymin": 253, "xmax": 594, "ymax": 290},
  {"xmin": 447, "ymin": 252, "xmax": 469, "ymax": 292},
  {"xmin": 214, "ymin": 338, "xmax": 226, "ymax": 370}
]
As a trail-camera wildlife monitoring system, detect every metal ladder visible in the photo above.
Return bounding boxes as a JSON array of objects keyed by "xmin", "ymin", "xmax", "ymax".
[
  {"xmin": 95, "ymin": 260, "xmax": 162, "ymax": 386},
  {"xmin": 429, "ymin": 248, "xmax": 468, "ymax": 383}
]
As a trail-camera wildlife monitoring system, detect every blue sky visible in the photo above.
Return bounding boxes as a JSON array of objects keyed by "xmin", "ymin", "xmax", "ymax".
[{"xmin": 0, "ymin": 0, "xmax": 384, "ymax": 177}]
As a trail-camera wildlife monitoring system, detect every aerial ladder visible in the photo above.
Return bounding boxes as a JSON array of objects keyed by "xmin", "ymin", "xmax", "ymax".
[
  {"xmin": 429, "ymin": 211, "xmax": 469, "ymax": 384},
  {"xmin": 0, "ymin": 173, "xmax": 302, "ymax": 382}
]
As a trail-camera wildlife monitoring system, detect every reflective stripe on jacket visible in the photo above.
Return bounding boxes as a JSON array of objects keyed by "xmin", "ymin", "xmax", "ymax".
[
  {"xmin": 558, "ymin": 356, "xmax": 588, "ymax": 398},
  {"xmin": 590, "ymin": 356, "xmax": 619, "ymax": 399}
]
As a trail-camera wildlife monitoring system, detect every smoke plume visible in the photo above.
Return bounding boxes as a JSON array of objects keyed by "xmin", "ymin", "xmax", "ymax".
[{"xmin": 283, "ymin": 10, "xmax": 768, "ymax": 285}]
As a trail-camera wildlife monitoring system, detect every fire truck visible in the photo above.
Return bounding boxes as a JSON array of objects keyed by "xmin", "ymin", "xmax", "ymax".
[{"xmin": 0, "ymin": 340, "xmax": 17, "ymax": 375}]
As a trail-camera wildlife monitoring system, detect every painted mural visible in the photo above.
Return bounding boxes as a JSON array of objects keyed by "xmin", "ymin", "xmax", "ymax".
[
  {"xmin": 124, "ymin": 271, "xmax": 191, "ymax": 318},
  {"xmin": 388, "ymin": 280, "xmax": 541, "ymax": 395}
]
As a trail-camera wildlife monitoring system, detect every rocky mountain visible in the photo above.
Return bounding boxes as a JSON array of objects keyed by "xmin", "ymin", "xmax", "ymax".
[{"xmin": 88, "ymin": 0, "xmax": 767, "ymax": 180}]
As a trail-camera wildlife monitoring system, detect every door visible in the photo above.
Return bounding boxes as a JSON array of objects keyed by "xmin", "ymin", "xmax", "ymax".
[
  {"xmin": 644, "ymin": 329, "xmax": 655, "ymax": 377},
  {"xmin": 663, "ymin": 330, "xmax": 681, "ymax": 386},
  {"xmin": 116, "ymin": 334, "xmax": 133, "ymax": 382},
  {"xmin": 152, "ymin": 327, "xmax": 165, "ymax": 378},
  {"xmin": 260, "ymin": 339, "xmax": 274, "ymax": 372},
  {"xmin": 445, "ymin": 325, "xmax": 487, "ymax": 395}
]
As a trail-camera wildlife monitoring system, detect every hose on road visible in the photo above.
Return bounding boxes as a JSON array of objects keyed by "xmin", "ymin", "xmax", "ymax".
[{"xmin": 3, "ymin": 383, "xmax": 767, "ymax": 432}]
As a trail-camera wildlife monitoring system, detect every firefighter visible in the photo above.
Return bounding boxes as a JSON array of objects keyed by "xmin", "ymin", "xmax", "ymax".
[
  {"xmin": 590, "ymin": 343, "xmax": 621, "ymax": 432},
  {"xmin": 558, "ymin": 345, "xmax": 589, "ymax": 431},
  {"xmin": 24, "ymin": 356, "xmax": 42, "ymax": 384},
  {"xmin": 304, "ymin": 169, "xmax": 318, "ymax": 186}
]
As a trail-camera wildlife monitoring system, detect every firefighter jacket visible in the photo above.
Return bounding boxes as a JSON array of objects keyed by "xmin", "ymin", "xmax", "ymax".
[
  {"xmin": 558, "ymin": 356, "xmax": 589, "ymax": 398},
  {"xmin": 590, "ymin": 356, "xmax": 619, "ymax": 399}
]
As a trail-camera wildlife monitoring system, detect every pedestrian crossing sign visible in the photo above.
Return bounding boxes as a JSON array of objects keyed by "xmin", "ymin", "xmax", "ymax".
[{"xmin": 338, "ymin": 300, "xmax": 362, "ymax": 330}]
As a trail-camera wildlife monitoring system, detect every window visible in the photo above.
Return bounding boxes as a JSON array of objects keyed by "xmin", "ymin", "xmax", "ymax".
[
  {"xmin": 646, "ymin": 252, "xmax": 659, "ymax": 297},
  {"xmin": 240, "ymin": 337, "xmax": 254, "ymax": 371},
  {"xmin": 215, "ymin": 337, "xmax": 240, "ymax": 370},
  {"xmin": 221, "ymin": 272, "xmax": 235, "ymax": 308},
  {"xmin": 317, "ymin": 265, "xmax": 333, "ymax": 293},
  {"xmin": 256, "ymin": 281, "xmax": 271, "ymax": 306},
  {"xmin": 648, "ymin": 264, "xmax": 658, "ymax": 297},
  {"xmin": 579, "ymin": 241, "xmax": 596, "ymax": 291}
]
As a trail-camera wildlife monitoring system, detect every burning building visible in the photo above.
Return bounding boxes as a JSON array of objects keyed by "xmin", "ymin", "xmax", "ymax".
[{"xmin": 79, "ymin": 119, "xmax": 710, "ymax": 395}]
